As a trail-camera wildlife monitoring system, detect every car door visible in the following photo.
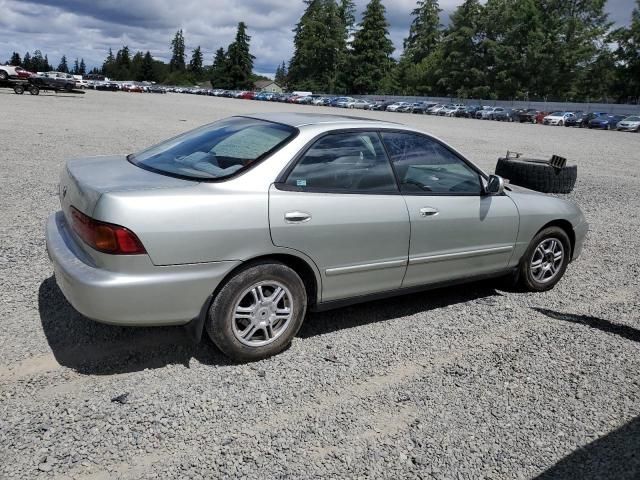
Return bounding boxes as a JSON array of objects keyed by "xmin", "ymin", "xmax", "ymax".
[
  {"xmin": 380, "ymin": 131, "xmax": 519, "ymax": 288},
  {"xmin": 269, "ymin": 131, "xmax": 410, "ymax": 302}
]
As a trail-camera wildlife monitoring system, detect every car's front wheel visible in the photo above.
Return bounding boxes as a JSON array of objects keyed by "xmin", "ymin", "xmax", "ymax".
[
  {"xmin": 0, "ymin": 70, "xmax": 8, "ymax": 81},
  {"xmin": 206, "ymin": 261, "xmax": 307, "ymax": 362},
  {"xmin": 518, "ymin": 227, "xmax": 571, "ymax": 292}
]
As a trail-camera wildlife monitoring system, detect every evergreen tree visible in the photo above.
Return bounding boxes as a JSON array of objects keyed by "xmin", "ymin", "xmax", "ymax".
[
  {"xmin": 288, "ymin": 0, "xmax": 345, "ymax": 92},
  {"xmin": 338, "ymin": 0, "xmax": 356, "ymax": 37},
  {"xmin": 131, "ymin": 51, "xmax": 144, "ymax": 80},
  {"xmin": 102, "ymin": 48, "xmax": 115, "ymax": 76},
  {"xmin": 433, "ymin": 0, "xmax": 487, "ymax": 97},
  {"xmin": 226, "ymin": 22, "xmax": 255, "ymax": 89},
  {"xmin": 79, "ymin": 58, "xmax": 86, "ymax": 75},
  {"xmin": 612, "ymin": 0, "xmax": 640, "ymax": 101},
  {"xmin": 189, "ymin": 46, "xmax": 204, "ymax": 76},
  {"xmin": 274, "ymin": 61, "xmax": 287, "ymax": 86},
  {"xmin": 57, "ymin": 55, "xmax": 69, "ymax": 73},
  {"xmin": 347, "ymin": 0, "xmax": 395, "ymax": 94},
  {"xmin": 73, "ymin": 58, "xmax": 80, "ymax": 75},
  {"xmin": 23, "ymin": 52, "xmax": 31, "ymax": 71},
  {"xmin": 10, "ymin": 52, "xmax": 21, "ymax": 66},
  {"xmin": 403, "ymin": 0, "xmax": 442, "ymax": 63},
  {"xmin": 44, "ymin": 54, "xmax": 51, "ymax": 71},
  {"xmin": 170, "ymin": 29, "xmax": 186, "ymax": 72},
  {"xmin": 140, "ymin": 51, "xmax": 155, "ymax": 81},
  {"xmin": 210, "ymin": 47, "xmax": 230, "ymax": 88},
  {"xmin": 32, "ymin": 50, "xmax": 45, "ymax": 72}
]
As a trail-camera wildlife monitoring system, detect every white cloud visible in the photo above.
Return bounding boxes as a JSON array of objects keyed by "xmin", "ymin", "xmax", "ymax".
[{"xmin": 0, "ymin": 0, "xmax": 632, "ymax": 75}]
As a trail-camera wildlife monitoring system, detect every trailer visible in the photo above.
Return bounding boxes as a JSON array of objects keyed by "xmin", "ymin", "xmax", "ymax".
[{"xmin": 0, "ymin": 77, "xmax": 85, "ymax": 95}]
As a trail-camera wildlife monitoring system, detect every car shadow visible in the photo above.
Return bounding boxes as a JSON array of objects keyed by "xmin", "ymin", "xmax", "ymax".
[
  {"xmin": 39, "ymin": 276, "xmax": 502, "ymax": 375},
  {"xmin": 38, "ymin": 276, "xmax": 231, "ymax": 375},
  {"xmin": 299, "ymin": 282, "xmax": 501, "ymax": 338},
  {"xmin": 532, "ymin": 307, "xmax": 640, "ymax": 479},
  {"xmin": 532, "ymin": 307, "xmax": 640, "ymax": 343},
  {"xmin": 535, "ymin": 416, "xmax": 640, "ymax": 479}
]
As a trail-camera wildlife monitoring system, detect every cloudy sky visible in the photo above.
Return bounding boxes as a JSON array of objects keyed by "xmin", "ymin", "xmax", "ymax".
[{"xmin": 0, "ymin": 0, "xmax": 634, "ymax": 76}]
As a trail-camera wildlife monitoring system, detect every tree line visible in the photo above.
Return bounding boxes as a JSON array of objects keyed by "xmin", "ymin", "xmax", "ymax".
[
  {"xmin": 7, "ymin": 50, "xmax": 86, "ymax": 76},
  {"xmin": 4, "ymin": 0, "xmax": 639, "ymax": 102},
  {"xmin": 286, "ymin": 0, "xmax": 640, "ymax": 103}
]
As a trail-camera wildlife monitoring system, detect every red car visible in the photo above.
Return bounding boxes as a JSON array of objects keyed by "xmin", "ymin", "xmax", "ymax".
[
  {"xmin": 535, "ymin": 111, "xmax": 549, "ymax": 124},
  {"xmin": 239, "ymin": 91, "xmax": 256, "ymax": 99}
]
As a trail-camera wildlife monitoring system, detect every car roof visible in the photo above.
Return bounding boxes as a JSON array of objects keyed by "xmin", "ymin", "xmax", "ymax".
[{"xmin": 242, "ymin": 112, "xmax": 399, "ymax": 128}]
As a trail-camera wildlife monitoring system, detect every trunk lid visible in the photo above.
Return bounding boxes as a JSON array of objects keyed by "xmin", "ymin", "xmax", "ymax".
[{"xmin": 59, "ymin": 155, "xmax": 196, "ymax": 221}]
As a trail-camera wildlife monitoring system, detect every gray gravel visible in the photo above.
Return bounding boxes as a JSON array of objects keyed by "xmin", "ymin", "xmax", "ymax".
[{"xmin": 1, "ymin": 89, "xmax": 639, "ymax": 479}]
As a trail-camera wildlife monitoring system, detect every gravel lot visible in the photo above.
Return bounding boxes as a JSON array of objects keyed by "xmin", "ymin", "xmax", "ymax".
[{"xmin": 1, "ymin": 89, "xmax": 639, "ymax": 479}]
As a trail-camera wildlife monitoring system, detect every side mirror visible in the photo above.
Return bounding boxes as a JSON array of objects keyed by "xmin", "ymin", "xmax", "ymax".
[{"xmin": 485, "ymin": 175, "xmax": 505, "ymax": 195}]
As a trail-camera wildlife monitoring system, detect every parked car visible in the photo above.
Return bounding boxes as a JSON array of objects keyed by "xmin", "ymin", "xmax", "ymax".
[
  {"xmin": 535, "ymin": 111, "xmax": 550, "ymax": 124},
  {"xmin": 542, "ymin": 111, "xmax": 575, "ymax": 126},
  {"xmin": 370, "ymin": 100, "xmax": 395, "ymax": 111},
  {"xmin": 396, "ymin": 103, "xmax": 416, "ymax": 113},
  {"xmin": 477, "ymin": 107, "xmax": 501, "ymax": 120},
  {"xmin": 516, "ymin": 109, "xmax": 538, "ymax": 123},
  {"xmin": 411, "ymin": 102, "xmax": 437, "ymax": 114},
  {"xmin": 426, "ymin": 104, "xmax": 444, "ymax": 115},
  {"xmin": 616, "ymin": 115, "xmax": 640, "ymax": 132},
  {"xmin": 446, "ymin": 106, "xmax": 467, "ymax": 117},
  {"xmin": 30, "ymin": 73, "xmax": 76, "ymax": 92},
  {"xmin": 352, "ymin": 99, "xmax": 372, "ymax": 110},
  {"xmin": 46, "ymin": 113, "xmax": 587, "ymax": 362},
  {"xmin": 458, "ymin": 106, "xmax": 480, "ymax": 118},
  {"xmin": 387, "ymin": 102, "xmax": 412, "ymax": 112},
  {"xmin": 588, "ymin": 114, "xmax": 626, "ymax": 130},
  {"xmin": 564, "ymin": 112, "xmax": 605, "ymax": 128},
  {"xmin": 0, "ymin": 65, "xmax": 34, "ymax": 81},
  {"xmin": 494, "ymin": 108, "xmax": 517, "ymax": 122},
  {"xmin": 334, "ymin": 97, "xmax": 356, "ymax": 108}
]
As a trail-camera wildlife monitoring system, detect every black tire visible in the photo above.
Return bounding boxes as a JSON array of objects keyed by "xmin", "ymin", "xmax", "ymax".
[
  {"xmin": 13, "ymin": 85, "xmax": 24, "ymax": 94},
  {"xmin": 64, "ymin": 83, "xmax": 73, "ymax": 92},
  {"xmin": 0, "ymin": 70, "xmax": 8, "ymax": 81},
  {"xmin": 206, "ymin": 261, "xmax": 307, "ymax": 362},
  {"xmin": 517, "ymin": 226, "xmax": 571, "ymax": 292},
  {"xmin": 29, "ymin": 86, "xmax": 39, "ymax": 95},
  {"xmin": 495, "ymin": 157, "xmax": 577, "ymax": 194}
]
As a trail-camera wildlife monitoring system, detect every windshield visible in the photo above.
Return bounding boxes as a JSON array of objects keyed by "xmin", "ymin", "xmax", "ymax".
[
  {"xmin": 550, "ymin": 111, "xmax": 564, "ymax": 116},
  {"xmin": 129, "ymin": 117, "xmax": 296, "ymax": 180},
  {"xmin": 624, "ymin": 116, "xmax": 640, "ymax": 121}
]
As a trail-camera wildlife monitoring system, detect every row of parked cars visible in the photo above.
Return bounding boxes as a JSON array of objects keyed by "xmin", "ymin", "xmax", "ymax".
[{"xmin": 163, "ymin": 88, "xmax": 640, "ymax": 133}]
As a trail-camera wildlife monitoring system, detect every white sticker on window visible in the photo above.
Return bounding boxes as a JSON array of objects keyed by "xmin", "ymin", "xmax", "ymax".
[{"xmin": 296, "ymin": 179, "xmax": 307, "ymax": 187}]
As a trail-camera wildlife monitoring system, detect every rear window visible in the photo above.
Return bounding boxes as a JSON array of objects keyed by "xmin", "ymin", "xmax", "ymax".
[{"xmin": 128, "ymin": 117, "xmax": 296, "ymax": 180}]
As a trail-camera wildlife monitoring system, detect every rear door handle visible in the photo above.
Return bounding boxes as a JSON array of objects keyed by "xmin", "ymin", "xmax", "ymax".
[
  {"xmin": 419, "ymin": 207, "xmax": 439, "ymax": 217},
  {"xmin": 285, "ymin": 211, "xmax": 312, "ymax": 223}
]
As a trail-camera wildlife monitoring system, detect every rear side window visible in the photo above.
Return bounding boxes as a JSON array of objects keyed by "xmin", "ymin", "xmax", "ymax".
[
  {"xmin": 381, "ymin": 132, "xmax": 481, "ymax": 194},
  {"xmin": 129, "ymin": 117, "xmax": 296, "ymax": 180},
  {"xmin": 285, "ymin": 132, "xmax": 398, "ymax": 193}
]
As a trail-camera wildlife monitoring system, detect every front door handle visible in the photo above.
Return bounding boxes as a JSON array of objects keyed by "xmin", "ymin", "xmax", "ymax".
[
  {"xmin": 419, "ymin": 207, "xmax": 439, "ymax": 217},
  {"xmin": 285, "ymin": 211, "xmax": 312, "ymax": 223}
]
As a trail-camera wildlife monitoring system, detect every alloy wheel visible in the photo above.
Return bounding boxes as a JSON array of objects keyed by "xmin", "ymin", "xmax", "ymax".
[
  {"xmin": 530, "ymin": 238, "xmax": 565, "ymax": 284},
  {"xmin": 231, "ymin": 281, "xmax": 293, "ymax": 347}
]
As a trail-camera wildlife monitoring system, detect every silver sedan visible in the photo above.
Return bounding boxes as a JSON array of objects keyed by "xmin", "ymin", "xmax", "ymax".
[{"xmin": 46, "ymin": 113, "xmax": 588, "ymax": 361}]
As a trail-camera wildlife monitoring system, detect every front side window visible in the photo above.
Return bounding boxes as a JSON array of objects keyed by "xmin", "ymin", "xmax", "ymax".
[
  {"xmin": 381, "ymin": 132, "xmax": 481, "ymax": 194},
  {"xmin": 129, "ymin": 117, "xmax": 296, "ymax": 180},
  {"xmin": 285, "ymin": 132, "xmax": 397, "ymax": 193}
]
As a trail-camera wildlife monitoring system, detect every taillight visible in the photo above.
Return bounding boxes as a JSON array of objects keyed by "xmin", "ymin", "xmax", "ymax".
[{"xmin": 70, "ymin": 206, "xmax": 146, "ymax": 255}]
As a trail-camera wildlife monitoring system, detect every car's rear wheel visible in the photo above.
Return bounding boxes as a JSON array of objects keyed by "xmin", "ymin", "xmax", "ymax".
[
  {"xmin": 518, "ymin": 227, "xmax": 571, "ymax": 292},
  {"xmin": 0, "ymin": 71, "xmax": 8, "ymax": 81},
  {"xmin": 206, "ymin": 262, "xmax": 307, "ymax": 362},
  {"xmin": 13, "ymin": 85, "xmax": 24, "ymax": 94}
]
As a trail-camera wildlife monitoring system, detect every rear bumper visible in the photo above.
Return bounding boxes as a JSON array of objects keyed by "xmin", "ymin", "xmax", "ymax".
[{"xmin": 46, "ymin": 211, "xmax": 240, "ymax": 326}]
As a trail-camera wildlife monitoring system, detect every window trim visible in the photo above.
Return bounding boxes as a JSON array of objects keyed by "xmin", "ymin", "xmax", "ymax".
[
  {"xmin": 274, "ymin": 128, "xmax": 401, "ymax": 195},
  {"xmin": 128, "ymin": 116, "xmax": 300, "ymax": 183},
  {"xmin": 378, "ymin": 129, "xmax": 488, "ymax": 197}
]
